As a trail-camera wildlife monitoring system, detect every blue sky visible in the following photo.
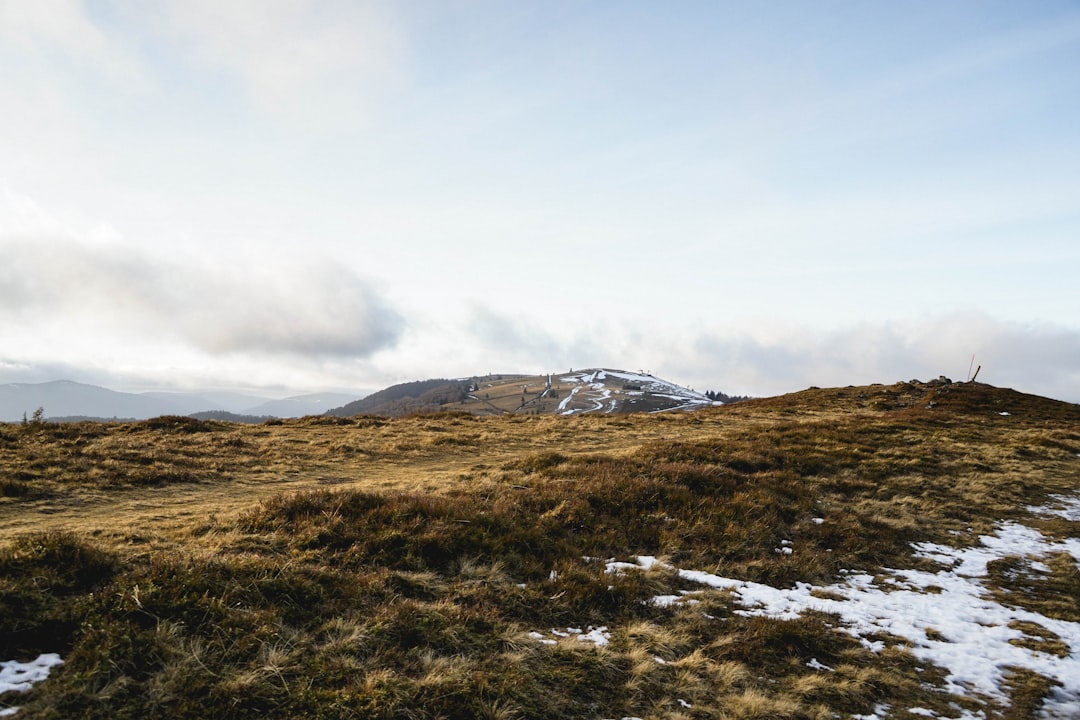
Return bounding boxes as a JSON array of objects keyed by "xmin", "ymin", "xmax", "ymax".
[{"xmin": 2, "ymin": 1, "xmax": 1079, "ymax": 400}]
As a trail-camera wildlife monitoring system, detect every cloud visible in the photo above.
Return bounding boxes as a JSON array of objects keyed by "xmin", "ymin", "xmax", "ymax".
[
  {"xmin": 463, "ymin": 304, "xmax": 627, "ymax": 372},
  {"xmin": 466, "ymin": 305, "xmax": 565, "ymax": 362},
  {"xmin": 669, "ymin": 313, "xmax": 1080, "ymax": 403},
  {"xmin": 1, "ymin": 0, "xmax": 403, "ymax": 148},
  {"xmin": 0, "ymin": 0, "xmax": 144, "ymax": 84},
  {"xmin": 0, "ymin": 235, "xmax": 403, "ymax": 359},
  {"xmin": 152, "ymin": 0, "xmax": 403, "ymax": 124},
  {"xmin": 0, "ymin": 358, "xmax": 126, "ymax": 389}
]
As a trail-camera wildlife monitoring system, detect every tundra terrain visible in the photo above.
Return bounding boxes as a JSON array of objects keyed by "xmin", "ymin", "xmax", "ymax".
[{"xmin": 1, "ymin": 379, "xmax": 1078, "ymax": 719}]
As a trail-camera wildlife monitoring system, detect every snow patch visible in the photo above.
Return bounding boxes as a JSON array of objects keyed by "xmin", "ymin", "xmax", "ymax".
[
  {"xmin": 602, "ymin": 502, "xmax": 1080, "ymax": 715},
  {"xmin": 0, "ymin": 654, "xmax": 63, "ymax": 717},
  {"xmin": 529, "ymin": 626, "xmax": 611, "ymax": 648},
  {"xmin": 1027, "ymin": 495, "xmax": 1080, "ymax": 522},
  {"xmin": 556, "ymin": 368, "xmax": 711, "ymax": 416}
]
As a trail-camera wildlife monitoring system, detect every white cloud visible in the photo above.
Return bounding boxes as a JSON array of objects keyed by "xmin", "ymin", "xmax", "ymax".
[
  {"xmin": 0, "ymin": 3, "xmax": 1077, "ymax": 403},
  {"xmin": 0, "ymin": 0, "xmax": 143, "ymax": 84},
  {"xmin": 152, "ymin": 0, "xmax": 403, "ymax": 125},
  {"xmin": 0, "ymin": 1, "xmax": 146, "ymax": 185},
  {"xmin": 466, "ymin": 305, "xmax": 567, "ymax": 365},
  {"xmin": 0, "ymin": 234, "xmax": 403, "ymax": 359},
  {"xmin": 669, "ymin": 313, "xmax": 1080, "ymax": 403},
  {"xmin": 366, "ymin": 307, "xmax": 1080, "ymax": 406}
]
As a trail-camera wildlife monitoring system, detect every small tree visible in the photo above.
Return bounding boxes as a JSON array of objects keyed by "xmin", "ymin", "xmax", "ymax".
[{"xmin": 21, "ymin": 407, "xmax": 45, "ymax": 431}]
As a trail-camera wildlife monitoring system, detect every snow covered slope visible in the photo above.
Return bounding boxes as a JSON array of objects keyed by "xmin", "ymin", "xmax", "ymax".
[{"xmin": 553, "ymin": 369, "xmax": 714, "ymax": 415}]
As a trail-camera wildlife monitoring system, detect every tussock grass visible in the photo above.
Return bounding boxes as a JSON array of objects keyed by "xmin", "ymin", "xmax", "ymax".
[
  {"xmin": 1, "ymin": 380, "xmax": 1078, "ymax": 717},
  {"xmin": 1001, "ymin": 667, "xmax": 1062, "ymax": 720},
  {"xmin": 987, "ymin": 552, "xmax": 1080, "ymax": 623}
]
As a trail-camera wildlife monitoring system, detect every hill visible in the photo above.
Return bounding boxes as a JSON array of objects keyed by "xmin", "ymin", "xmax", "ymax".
[
  {"xmin": 246, "ymin": 392, "xmax": 361, "ymax": 418},
  {"xmin": 328, "ymin": 377, "xmax": 479, "ymax": 417},
  {"xmin": 1, "ymin": 379, "xmax": 1079, "ymax": 718},
  {"xmin": 0, "ymin": 382, "xmax": 368, "ymax": 422},
  {"xmin": 328, "ymin": 368, "xmax": 715, "ymax": 417},
  {"xmin": 0, "ymin": 380, "xmax": 203, "ymax": 422}
]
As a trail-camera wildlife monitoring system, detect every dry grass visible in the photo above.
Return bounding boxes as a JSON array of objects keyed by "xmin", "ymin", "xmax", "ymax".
[
  {"xmin": 0, "ymin": 409, "xmax": 750, "ymax": 545},
  {"xmin": 1, "ymin": 380, "xmax": 1078, "ymax": 718}
]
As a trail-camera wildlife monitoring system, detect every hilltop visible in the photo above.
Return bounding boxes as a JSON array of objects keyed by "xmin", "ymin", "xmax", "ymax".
[
  {"xmin": 1, "ymin": 379, "xmax": 1078, "ymax": 719},
  {"xmin": 328, "ymin": 368, "xmax": 717, "ymax": 417}
]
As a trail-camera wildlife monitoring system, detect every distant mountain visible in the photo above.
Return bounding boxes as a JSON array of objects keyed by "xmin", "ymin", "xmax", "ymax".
[
  {"xmin": 327, "ymin": 369, "xmax": 717, "ymax": 417},
  {"xmin": 141, "ymin": 391, "xmax": 271, "ymax": 415},
  {"xmin": 134, "ymin": 392, "xmax": 228, "ymax": 415},
  {"xmin": 0, "ymin": 381, "xmax": 369, "ymax": 422},
  {"xmin": 188, "ymin": 410, "xmax": 273, "ymax": 424},
  {"xmin": 246, "ymin": 392, "xmax": 361, "ymax": 418},
  {"xmin": 0, "ymin": 381, "xmax": 195, "ymax": 422},
  {"xmin": 4, "ymin": 372, "xmax": 716, "ymax": 422}
]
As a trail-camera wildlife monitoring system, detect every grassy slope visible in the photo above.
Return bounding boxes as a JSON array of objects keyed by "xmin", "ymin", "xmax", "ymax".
[
  {"xmin": 441, "ymin": 371, "xmax": 708, "ymax": 416},
  {"xmin": 1, "ymin": 380, "xmax": 1078, "ymax": 719}
]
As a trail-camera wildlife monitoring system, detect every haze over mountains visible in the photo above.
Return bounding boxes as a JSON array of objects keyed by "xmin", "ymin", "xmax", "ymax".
[
  {"xmin": 0, "ymin": 381, "xmax": 362, "ymax": 422},
  {"xmin": 0, "ymin": 369, "xmax": 725, "ymax": 422}
]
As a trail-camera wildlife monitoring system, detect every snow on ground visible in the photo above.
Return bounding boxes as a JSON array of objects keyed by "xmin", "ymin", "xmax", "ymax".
[
  {"xmin": 529, "ymin": 626, "xmax": 612, "ymax": 647},
  {"xmin": 557, "ymin": 386, "xmax": 580, "ymax": 414},
  {"xmin": 0, "ymin": 654, "xmax": 63, "ymax": 717},
  {"xmin": 4, "ymin": 498, "xmax": 1075, "ymax": 718},
  {"xmin": 559, "ymin": 371, "xmax": 618, "ymax": 414},
  {"xmin": 551, "ymin": 502, "xmax": 1080, "ymax": 717},
  {"xmin": 557, "ymin": 369, "xmax": 711, "ymax": 415},
  {"xmin": 1028, "ymin": 495, "xmax": 1080, "ymax": 522}
]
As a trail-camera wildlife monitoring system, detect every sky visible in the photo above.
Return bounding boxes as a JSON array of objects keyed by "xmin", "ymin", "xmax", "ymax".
[{"xmin": 2, "ymin": 1, "xmax": 1079, "ymax": 401}]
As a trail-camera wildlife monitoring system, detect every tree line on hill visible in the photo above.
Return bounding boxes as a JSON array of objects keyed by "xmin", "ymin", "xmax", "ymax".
[
  {"xmin": 327, "ymin": 379, "xmax": 471, "ymax": 417},
  {"xmin": 704, "ymin": 390, "xmax": 751, "ymax": 403}
]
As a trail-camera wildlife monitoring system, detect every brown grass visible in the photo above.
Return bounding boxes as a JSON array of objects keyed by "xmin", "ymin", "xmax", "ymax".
[{"xmin": 1, "ymin": 380, "xmax": 1078, "ymax": 718}]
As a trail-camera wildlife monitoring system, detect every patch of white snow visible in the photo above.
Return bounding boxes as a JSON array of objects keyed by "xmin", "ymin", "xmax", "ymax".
[
  {"xmin": 0, "ymin": 654, "xmax": 63, "ymax": 717},
  {"xmin": 606, "ymin": 500, "xmax": 1080, "ymax": 715},
  {"xmin": 649, "ymin": 595, "xmax": 684, "ymax": 607},
  {"xmin": 1027, "ymin": 495, "xmax": 1080, "ymax": 522},
  {"xmin": 529, "ymin": 626, "xmax": 610, "ymax": 647},
  {"xmin": 578, "ymin": 626, "xmax": 611, "ymax": 647}
]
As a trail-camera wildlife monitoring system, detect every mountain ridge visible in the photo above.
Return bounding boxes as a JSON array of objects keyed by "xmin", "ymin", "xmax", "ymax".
[{"xmin": 0, "ymin": 381, "xmax": 369, "ymax": 422}]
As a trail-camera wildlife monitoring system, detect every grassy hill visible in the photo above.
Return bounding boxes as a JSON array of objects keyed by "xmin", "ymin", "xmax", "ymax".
[
  {"xmin": 328, "ymin": 369, "xmax": 714, "ymax": 417},
  {"xmin": 1, "ymin": 380, "xmax": 1078, "ymax": 718}
]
